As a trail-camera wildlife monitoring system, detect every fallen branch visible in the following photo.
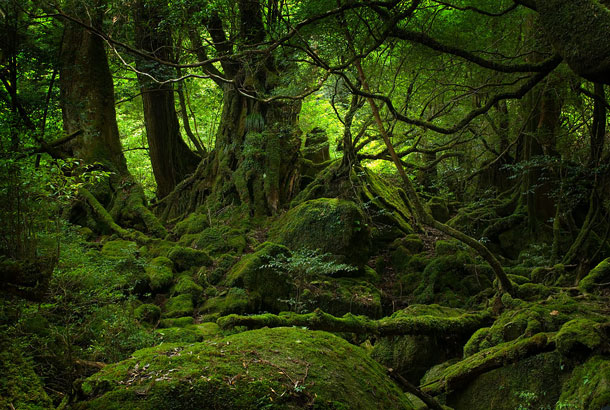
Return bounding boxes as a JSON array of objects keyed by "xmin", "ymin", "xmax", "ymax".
[
  {"xmin": 217, "ymin": 308, "xmax": 492, "ymax": 338},
  {"xmin": 421, "ymin": 333, "xmax": 555, "ymax": 396},
  {"xmin": 388, "ymin": 369, "xmax": 445, "ymax": 410}
]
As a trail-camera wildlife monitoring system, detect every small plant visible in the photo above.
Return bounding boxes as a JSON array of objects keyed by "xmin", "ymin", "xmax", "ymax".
[{"xmin": 261, "ymin": 248, "xmax": 356, "ymax": 313}]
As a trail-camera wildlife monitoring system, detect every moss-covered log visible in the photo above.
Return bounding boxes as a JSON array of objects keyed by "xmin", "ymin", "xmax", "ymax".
[
  {"xmin": 421, "ymin": 333, "xmax": 555, "ymax": 396},
  {"xmin": 217, "ymin": 308, "xmax": 492, "ymax": 337}
]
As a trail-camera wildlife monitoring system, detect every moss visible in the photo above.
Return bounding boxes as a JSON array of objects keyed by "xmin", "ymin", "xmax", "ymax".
[
  {"xmin": 555, "ymin": 319, "xmax": 604, "ymax": 357},
  {"xmin": 171, "ymin": 276, "xmax": 204, "ymax": 303},
  {"xmin": 434, "ymin": 240, "xmax": 463, "ymax": 256},
  {"xmin": 463, "ymin": 327, "xmax": 491, "ymax": 357},
  {"xmin": 174, "ymin": 212, "xmax": 209, "ymax": 237},
  {"xmin": 302, "ymin": 277, "xmax": 383, "ymax": 318},
  {"xmin": 531, "ymin": 264, "xmax": 566, "ymax": 286},
  {"xmin": 268, "ymin": 198, "xmax": 371, "ymax": 267},
  {"xmin": 200, "ymin": 288, "xmax": 250, "ymax": 319},
  {"xmin": 371, "ymin": 305, "xmax": 473, "ymax": 383},
  {"xmin": 558, "ymin": 355, "xmax": 610, "ymax": 409},
  {"xmin": 134, "ymin": 304, "xmax": 161, "ymax": 325},
  {"xmin": 163, "ymin": 294, "xmax": 194, "ymax": 318},
  {"xmin": 159, "ymin": 316, "xmax": 194, "ymax": 328},
  {"xmin": 401, "ymin": 234, "xmax": 424, "ymax": 253},
  {"xmin": 76, "ymin": 327, "xmax": 414, "ymax": 410},
  {"xmin": 413, "ymin": 252, "xmax": 490, "ymax": 307},
  {"xmin": 155, "ymin": 323, "xmax": 221, "ymax": 344},
  {"xmin": 390, "ymin": 245, "xmax": 412, "ymax": 273},
  {"xmin": 515, "ymin": 282, "xmax": 553, "ymax": 300},
  {"xmin": 189, "ymin": 226, "xmax": 247, "ymax": 256},
  {"xmin": 0, "ymin": 340, "xmax": 52, "ymax": 410},
  {"xmin": 146, "ymin": 256, "xmax": 174, "ymax": 291},
  {"xmin": 167, "ymin": 246, "xmax": 212, "ymax": 272},
  {"xmin": 224, "ymin": 242, "xmax": 291, "ymax": 311},
  {"xmin": 207, "ymin": 253, "xmax": 238, "ymax": 285},
  {"xmin": 579, "ymin": 257, "xmax": 610, "ymax": 293},
  {"xmin": 427, "ymin": 196, "xmax": 450, "ymax": 223},
  {"xmin": 445, "ymin": 351, "xmax": 570, "ymax": 410},
  {"xmin": 101, "ymin": 239, "xmax": 138, "ymax": 258}
]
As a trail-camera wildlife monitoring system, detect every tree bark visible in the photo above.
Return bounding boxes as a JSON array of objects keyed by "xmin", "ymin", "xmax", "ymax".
[{"xmin": 133, "ymin": 0, "xmax": 200, "ymax": 199}]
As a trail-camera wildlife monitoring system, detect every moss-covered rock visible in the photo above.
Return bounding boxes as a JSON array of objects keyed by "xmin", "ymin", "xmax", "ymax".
[
  {"xmin": 162, "ymin": 294, "xmax": 194, "ymax": 318},
  {"xmin": 167, "ymin": 246, "xmax": 212, "ymax": 272},
  {"xmin": 146, "ymin": 256, "xmax": 174, "ymax": 291},
  {"xmin": 434, "ymin": 240, "xmax": 463, "ymax": 256},
  {"xmin": 183, "ymin": 225, "xmax": 247, "ymax": 256},
  {"xmin": 445, "ymin": 351, "xmax": 571, "ymax": 410},
  {"xmin": 302, "ymin": 278, "xmax": 383, "ymax": 318},
  {"xmin": 101, "ymin": 239, "xmax": 138, "ymax": 258},
  {"xmin": 134, "ymin": 304, "xmax": 161, "ymax": 325},
  {"xmin": 371, "ymin": 304, "xmax": 470, "ymax": 383},
  {"xmin": 558, "ymin": 355, "xmax": 610, "ymax": 409},
  {"xmin": 269, "ymin": 198, "xmax": 371, "ymax": 266},
  {"xmin": 155, "ymin": 323, "xmax": 221, "ymax": 343},
  {"xmin": 555, "ymin": 319, "xmax": 605, "ymax": 357},
  {"xmin": 427, "ymin": 196, "xmax": 450, "ymax": 223},
  {"xmin": 171, "ymin": 276, "xmax": 204, "ymax": 303},
  {"xmin": 76, "ymin": 327, "xmax": 413, "ymax": 409},
  {"xmin": 579, "ymin": 257, "xmax": 610, "ymax": 293},
  {"xmin": 173, "ymin": 212, "xmax": 209, "ymax": 237},
  {"xmin": 225, "ymin": 242, "xmax": 291, "ymax": 311},
  {"xmin": 200, "ymin": 288, "xmax": 250, "ymax": 320},
  {"xmin": 158, "ymin": 316, "xmax": 194, "ymax": 328}
]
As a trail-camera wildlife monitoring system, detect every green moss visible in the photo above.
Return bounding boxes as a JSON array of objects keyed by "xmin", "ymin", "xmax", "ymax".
[
  {"xmin": 371, "ymin": 304, "xmax": 469, "ymax": 382},
  {"xmin": 427, "ymin": 196, "xmax": 450, "ymax": 223},
  {"xmin": 445, "ymin": 351, "xmax": 569, "ymax": 410},
  {"xmin": 159, "ymin": 316, "xmax": 194, "ymax": 328},
  {"xmin": 434, "ymin": 240, "xmax": 463, "ymax": 256},
  {"xmin": 167, "ymin": 246, "xmax": 212, "ymax": 272},
  {"xmin": 390, "ymin": 246, "xmax": 412, "ymax": 273},
  {"xmin": 515, "ymin": 282, "xmax": 553, "ymax": 300},
  {"xmin": 531, "ymin": 264, "xmax": 566, "ymax": 286},
  {"xmin": 174, "ymin": 213, "xmax": 209, "ymax": 237},
  {"xmin": 0, "ymin": 340, "xmax": 52, "ymax": 410},
  {"xmin": 463, "ymin": 327, "xmax": 492, "ymax": 357},
  {"xmin": 401, "ymin": 234, "xmax": 424, "ymax": 253},
  {"xmin": 101, "ymin": 239, "xmax": 138, "ymax": 258},
  {"xmin": 134, "ymin": 304, "xmax": 161, "ymax": 325},
  {"xmin": 558, "ymin": 355, "xmax": 610, "ymax": 409},
  {"xmin": 155, "ymin": 323, "xmax": 221, "ymax": 343},
  {"xmin": 146, "ymin": 256, "xmax": 174, "ymax": 291},
  {"xmin": 171, "ymin": 276, "xmax": 204, "ymax": 303},
  {"xmin": 206, "ymin": 253, "xmax": 238, "ymax": 285},
  {"xmin": 76, "ymin": 327, "xmax": 414, "ymax": 410},
  {"xmin": 163, "ymin": 294, "xmax": 194, "ymax": 318},
  {"xmin": 190, "ymin": 226, "xmax": 247, "ymax": 256},
  {"xmin": 225, "ymin": 242, "xmax": 291, "ymax": 311},
  {"xmin": 555, "ymin": 319, "xmax": 604, "ymax": 357},
  {"xmin": 200, "ymin": 288, "xmax": 250, "ymax": 319},
  {"xmin": 579, "ymin": 257, "xmax": 610, "ymax": 293},
  {"xmin": 268, "ymin": 198, "xmax": 371, "ymax": 267},
  {"xmin": 302, "ymin": 277, "xmax": 383, "ymax": 318}
]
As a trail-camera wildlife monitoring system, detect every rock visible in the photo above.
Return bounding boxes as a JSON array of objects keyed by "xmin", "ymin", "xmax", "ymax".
[
  {"xmin": 269, "ymin": 198, "xmax": 371, "ymax": 266},
  {"xmin": 134, "ymin": 304, "xmax": 161, "ymax": 325},
  {"xmin": 167, "ymin": 246, "xmax": 212, "ymax": 272},
  {"xmin": 75, "ymin": 327, "xmax": 414, "ymax": 409},
  {"xmin": 145, "ymin": 256, "xmax": 174, "ymax": 291},
  {"xmin": 162, "ymin": 294, "xmax": 194, "ymax": 318}
]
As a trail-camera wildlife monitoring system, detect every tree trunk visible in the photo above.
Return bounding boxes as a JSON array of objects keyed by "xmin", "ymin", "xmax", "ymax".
[
  {"xmin": 133, "ymin": 0, "xmax": 200, "ymax": 199},
  {"xmin": 59, "ymin": 2, "xmax": 127, "ymax": 175}
]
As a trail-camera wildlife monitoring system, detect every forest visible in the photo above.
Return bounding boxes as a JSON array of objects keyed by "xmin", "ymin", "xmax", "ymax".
[{"xmin": 1, "ymin": 0, "xmax": 609, "ymax": 408}]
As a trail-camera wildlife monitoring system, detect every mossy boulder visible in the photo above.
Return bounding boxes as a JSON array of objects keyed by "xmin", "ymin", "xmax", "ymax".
[
  {"xmin": 134, "ymin": 304, "xmax": 161, "ymax": 325},
  {"xmin": 555, "ymin": 319, "xmax": 606, "ymax": 357},
  {"xmin": 445, "ymin": 351, "xmax": 571, "ymax": 410},
  {"xmin": 225, "ymin": 242, "xmax": 291, "ymax": 311},
  {"xmin": 200, "ymin": 288, "xmax": 250, "ymax": 320},
  {"xmin": 159, "ymin": 316, "xmax": 194, "ymax": 328},
  {"xmin": 269, "ymin": 198, "xmax": 371, "ymax": 266},
  {"xmin": 75, "ymin": 327, "xmax": 413, "ymax": 410},
  {"xmin": 146, "ymin": 257, "xmax": 174, "ymax": 291},
  {"xmin": 558, "ymin": 355, "xmax": 610, "ymax": 409},
  {"xmin": 579, "ymin": 257, "xmax": 610, "ymax": 293},
  {"xmin": 371, "ymin": 304, "xmax": 470, "ymax": 383},
  {"xmin": 173, "ymin": 212, "xmax": 209, "ymax": 237},
  {"xmin": 183, "ymin": 225, "xmax": 247, "ymax": 256},
  {"xmin": 434, "ymin": 239, "xmax": 463, "ymax": 256},
  {"xmin": 167, "ymin": 246, "xmax": 212, "ymax": 272},
  {"xmin": 101, "ymin": 239, "xmax": 138, "ymax": 258},
  {"xmin": 171, "ymin": 276, "xmax": 204, "ymax": 303},
  {"xmin": 302, "ymin": 278, "xmax": 383, "ymax": 318},
  {"xmin": 162, "ymin": 294, "xmax": 194, "ymax": 318}
]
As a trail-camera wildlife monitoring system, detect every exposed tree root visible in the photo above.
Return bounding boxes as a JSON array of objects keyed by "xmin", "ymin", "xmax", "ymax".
[
  {"xmin": 421, "ymin": 333, "xmax": 555, "ymax": 396},
  {"xmin": 216, "ymin": 308, "xmax": 492, "ymax": 337}
]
